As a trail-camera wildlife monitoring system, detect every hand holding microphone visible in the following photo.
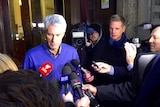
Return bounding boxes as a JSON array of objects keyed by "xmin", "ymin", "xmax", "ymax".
[
  {"xmin": 83, "ymin": 70, "xmax": 94, "ymax": 83},
  {"xmin": 82, "ymin": 84, "xmax": 97, "ymax": 96},
  {"xmin": 62, "ymin": 91, "xmax": 74, "ymax": 103},
  {"xmin": 70, "ymin": 72, "xmax": 100, "ymax": 107},
  {"xmin": 71, "ymin": 59, "xmax": 94, "ymax": 82},
  {"xmin": 76, "ymin": 94, "xmax": 90, "ymax": 107},
  {"xmin": 71, "ymin": 59, "xmax": 88, "ymax": 74}
]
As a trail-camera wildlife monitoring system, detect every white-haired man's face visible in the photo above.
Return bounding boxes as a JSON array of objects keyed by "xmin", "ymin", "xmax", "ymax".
[
  {"xmin": 46, "ymin": 25, "xmax": 65, "ymax": 55},
  {"xmin": 149, "ymin": 27, "xmax": 160, "ymax": 52}
]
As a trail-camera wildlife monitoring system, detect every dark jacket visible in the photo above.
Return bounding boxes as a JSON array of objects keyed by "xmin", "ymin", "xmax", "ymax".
[
  {"xmin": 81, "ymin": 32, "xmax": 132, "ymax": 107},
  {"xmin": 81, "ymin": 33, "xmax": 131, "ymax": 86},
  {"xmin": 94, "ymin": 52, "xmax": 159, "ymax": 107},
  {"xmin": 135, "ymin": 53, "xmax": 160, "ymax": 107}
]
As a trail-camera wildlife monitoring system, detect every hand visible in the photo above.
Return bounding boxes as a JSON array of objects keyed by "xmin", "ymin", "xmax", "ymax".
[
  {"xmin": 92, "ymin": 62, "xmax": 112, "ymax": 74},
  {"xmin": 76, "ymin": 94, "xmax": 90, "ymax": 107},
  {"xmin": 124, "ymin": 42, "xmax": 137, "ymax": 65},
  {"xmin": 86, "ymin": 41, "xmax": 91, "ymax": 47},
  {"xmin": 82, "ymin": 84, "xmax": 97, "ymax": 96},
  {"xmin": 62, "ymin": 91, "xmax": 74, "ymax": 103},
  {"xmin": 83, "ymin": 69, "xmax": 94, "ymax": 82}
]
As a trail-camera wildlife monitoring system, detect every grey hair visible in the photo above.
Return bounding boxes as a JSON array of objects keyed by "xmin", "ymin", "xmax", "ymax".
[
  {"xmin": 109, "ymin": 14, "xmax": 126, "ymax": 26},
  {"xmin": 43, "ymin": 14, "xmax": 67, "ymax": 32}
]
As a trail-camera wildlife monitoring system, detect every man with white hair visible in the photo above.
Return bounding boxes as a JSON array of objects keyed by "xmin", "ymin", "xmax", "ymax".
[{"xmin": 22, "ymin": 14, "xmax": 82, "ymax": 100}]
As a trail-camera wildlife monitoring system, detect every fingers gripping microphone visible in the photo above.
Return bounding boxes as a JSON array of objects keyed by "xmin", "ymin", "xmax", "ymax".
[
  {"xmin": 61, "ymin": 65, "xmax": 72, "ymax": 95},
  {"xmin": 38, "ymin": 62, "xmax": 52, "ymax": 77},
  {"xmin": 70, "ymin": 72, "xmax": 100, "ymax": 107},
  {"xmin": 71, "ymin": 59, "xmax": 87, "ymax": 74}
]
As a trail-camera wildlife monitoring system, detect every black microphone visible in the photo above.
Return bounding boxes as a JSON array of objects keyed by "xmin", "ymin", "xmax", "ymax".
[
  {"xmin": 65, "ymin": 63, "xmax": 74, "ymax": 71},
  {"xmin": 61, "ymin": 65, "xmax": 72, "ymax": 95},
  {"xmin": 70, "ymin": 72, "xmax": 84, "ymax": 98},
  {"xmin": 71, "ymin": 59, "xmax": 87, "ymax": 74},
  {"xmin": 70, "ymin": 72, "xmax": 100, "ymax": 107},
  {"xmin": 65, "ymin": 62, "xmax": 80, "ymax": 76}
]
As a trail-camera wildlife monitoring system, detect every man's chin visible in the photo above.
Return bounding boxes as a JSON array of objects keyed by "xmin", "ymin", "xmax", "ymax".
[
  {"xmin": 150, "ymin": 48, "xmax": 156, "ymax": 52},
  {"xmin": 49, "ymin": 45, "xmax": 57, "ymax": 49}
]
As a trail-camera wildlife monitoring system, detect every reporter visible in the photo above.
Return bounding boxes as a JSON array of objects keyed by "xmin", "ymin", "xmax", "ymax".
[{"xmin": 82, "ymin": 15, "xmax": 136, "ymax": 87}]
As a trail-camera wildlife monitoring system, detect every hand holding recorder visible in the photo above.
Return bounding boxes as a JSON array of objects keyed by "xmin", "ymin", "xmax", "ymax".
[{"xmin": 91, "ymin": 61, "xmax": 112, "ymax": 74}]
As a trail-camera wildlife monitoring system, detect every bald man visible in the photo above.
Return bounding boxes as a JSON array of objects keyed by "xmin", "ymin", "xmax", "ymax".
[
  {"xmin": 149, "ymin": 26, "xmax": 160, "ymax": 52},
  {"xmin": 135, "ymin": 26, "xmax": 160, "ymax": 107}
]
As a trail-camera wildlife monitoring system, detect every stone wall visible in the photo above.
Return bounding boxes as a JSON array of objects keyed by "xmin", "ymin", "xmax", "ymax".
[{"xmin": 117, "ymin": 0, "xmax": 152, "ymax": 40}]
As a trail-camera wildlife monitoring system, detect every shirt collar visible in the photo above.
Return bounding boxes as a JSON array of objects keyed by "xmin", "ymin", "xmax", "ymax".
[{"xmin": 44, "ymin": 43, "xmax": 62, "ymax": 57}]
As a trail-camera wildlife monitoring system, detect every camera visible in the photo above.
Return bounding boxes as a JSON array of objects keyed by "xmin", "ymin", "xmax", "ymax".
[{"xmin": 71, "ymin": 31, "xmax": 85, "ymax": 49}]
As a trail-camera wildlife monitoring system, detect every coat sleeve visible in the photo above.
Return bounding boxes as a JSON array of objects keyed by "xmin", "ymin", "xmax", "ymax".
[
  {"xmin": 65, "ymin": 102, "xmax": 75, "ymax": 107},
  {"xmin": 96, "ymin": 81, "xmax": 136, "ymax": 102},
  {"xmin": 113, "ymin": 66, "xmax": 133, "ymax": 81}
]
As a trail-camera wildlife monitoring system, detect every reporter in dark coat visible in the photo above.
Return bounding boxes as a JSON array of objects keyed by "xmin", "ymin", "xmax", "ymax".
[
  {"xmin": 81, "ymin": 15, "xmax": 133, "ymax": 87},
  {"xmin": 135, "ymin": 26, "xmax": 160, "ymax": 107},
  {"xmin": 81, "ymin": 15, "xmax": 134, "ymax": 107},
  {"xmin": 81, "ymin": 24, "xmax": 131, "ymax": 85}
]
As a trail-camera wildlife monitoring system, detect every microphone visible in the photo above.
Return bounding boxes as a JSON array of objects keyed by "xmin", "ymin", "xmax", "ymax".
[
  {"xmin": 70, "ymin": 72, "xmax": 84, "ymax": 98},
  {"xmin": 61, "ymin": 65, "xmax": 72, "ymax": 95},
  {"xmin": 65, "ymin": 62, "xmax": 80, "ymax": 76},
  {"xmin": 70, "ymin": 72, "xmax": 100, "ymax": 107},
  {"xmin": 65, "ymin": 63, "xmax": 74, "ymax": 71},
  {"xmin": 38, "ymin": 62, "xmax": 52, "ymax": 77},
  {"xmin": 71, "ymin": 59, "xmax": 87, "ymax": 74}
]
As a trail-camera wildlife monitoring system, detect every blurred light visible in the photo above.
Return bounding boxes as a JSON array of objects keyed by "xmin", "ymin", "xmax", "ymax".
[
  {"xmin": 32, "ymin": 23, "xmax": 44, "ymax": 28},
  {"xmin": 32, "ymin": 23, "xmax": 36, "ymax": 27},
  {"xmin": 19, "ymin": 0, "xmax": 22, "ymax": 6},
  {"xmin": 16, "ymin": 34, "xmax": 19, "ymax": 40},
  {"xmin": 38, "ymin": 23, "xmax": 44, "ymax": 28}
]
